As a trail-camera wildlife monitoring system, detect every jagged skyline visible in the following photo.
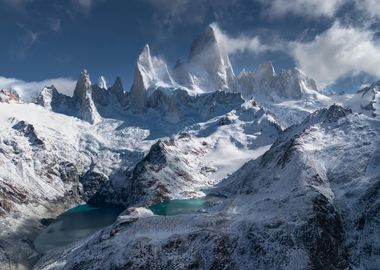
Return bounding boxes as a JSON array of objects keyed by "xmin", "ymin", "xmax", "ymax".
[{"xmin": 1, "ymin": 0, "xmax": 380, "ymax": 94}]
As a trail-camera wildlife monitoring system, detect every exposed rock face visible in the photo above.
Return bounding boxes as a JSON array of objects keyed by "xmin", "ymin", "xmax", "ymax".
[
  {"xmin": 73, "ymin": 70, "xmax": 101, "ymax": 124},
  {"xmin": 109, "ymin": 77, "xmax": 125, "ymax": 104},
  {"xmin": 36, "ymin": 85, "xmax": 63, "ymax": 110},
  {"xmin": 170, "ymin": 26, "xmax": 238, "ymax": 94},
  {"xmin": 238, "ymin": 63, "xmax": 319, "ymax": 100},
  {"xmin": 36, "ymin": 71, "xmax": 101, "ymax": 124},
  {"xmin": 184, "ymin": 25, "xmax": 237, "ymax": 92},
  {"xmin": 12, "ymin": 121, "xmax": 44, "ymax": 147},
  {"xmin": 89, "ymin": 103, "xmax": 281, "ymax": 208},
  {"xmin": 0, "ymin": 89, "xmax": 20, "ymax": 103},
  {"xmin": 129, "ymin": 44, "xmax": 174, "ymax": 110},
  {"xmin": 34, "ymin": 105, "xmax": 380, "ymax": 270}
]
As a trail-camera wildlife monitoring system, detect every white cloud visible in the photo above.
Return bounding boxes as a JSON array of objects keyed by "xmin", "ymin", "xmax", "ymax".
[
  {"xmin": 0, "ymin": 77, "xmax": 76, "ymax": 102},
  {"xmin": 211, "ymin": 23, "xmax": 280, "ymax": 55},
  {"xmin": 259, "ymin": 0, "xmax": 344, "ymax": 18},
  {"xmin": 290, "ymin": 23, "xmax": 380, "ymax": 88}
]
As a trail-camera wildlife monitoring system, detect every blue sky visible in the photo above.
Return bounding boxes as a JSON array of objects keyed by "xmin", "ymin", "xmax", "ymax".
[{"xmin": 1, "ymin": 0, "xmax": 380, "ymax": 94}]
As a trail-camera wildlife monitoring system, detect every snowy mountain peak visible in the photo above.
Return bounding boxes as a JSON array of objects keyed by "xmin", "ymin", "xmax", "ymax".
[
  {"xmin": 238, "ymin": 62, "xmax": 320, "ymax": 101},
  {"xmin": 138, "ymin": 44, "xmax": 154, "ymax": 72},
  {"xmin": 258, "ymin": 61, "xmax": 276, "ymax": 78},
  {"xmin": 173, "ymin": 25, "xmax": 236, "ymax": 92},
  {"xmin": 72, "ymin": 70, "xmax": 101, "ymax": 124},
  {"xmin": 109, "ymin": 76, "xmax": 125, "ymax": 101},
  {"xmin": 36, "ymin": 85, "xmax": 59, "ymax": 110},
  {"xmin": 130, "ymin": 44, "xmax": 175, "ymax": 110},
  {"xmin": 188, "ymin": 26, "xmax": 218, "ymax": 62},
  {"xmin": 98, "ymin": 76, "xmax": 108, "ymax": 89},
  {"xmin": 73, "ymin": 69, "xmax": 92, "ymax": 101}
]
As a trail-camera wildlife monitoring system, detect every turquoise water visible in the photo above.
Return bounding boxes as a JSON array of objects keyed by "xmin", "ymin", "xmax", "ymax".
[
  {"xmin": 34, "ymin": 204, "xmax": 124, "ymax": 254},
  {"xmin": 149, "ymin": 195, "xmax": 222, "ymax": 216}
]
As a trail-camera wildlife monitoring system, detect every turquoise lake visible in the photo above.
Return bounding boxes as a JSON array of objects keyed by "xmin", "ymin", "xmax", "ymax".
[
  {"xmin": 34, "ymin": 204, "xmax": 125, "ymax": 254},
  {"xmin": 149, "ymin": 195, "xmax": 223, "ymax": 216}
]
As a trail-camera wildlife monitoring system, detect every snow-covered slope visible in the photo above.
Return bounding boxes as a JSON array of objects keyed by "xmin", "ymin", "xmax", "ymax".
[
  {"xmin": 34, "ymin": 105, "xmax": 380, "ymax": 270},
  {"xmin": 0, "ymin": 102, "xmax": 149, "ymax": 269},
  {"xmin": 342, "ymin": 81, "xmax": 380, "ymax": 119},
  {"xmin": 90, "ymin": 102, "xmax": 280, "ymax": 207}
]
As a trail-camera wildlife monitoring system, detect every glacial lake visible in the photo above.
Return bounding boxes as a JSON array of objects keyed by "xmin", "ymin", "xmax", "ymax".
[
  {"xmin": 149, "ymin": 195, "xmax": 223, "ymax": 216},
  {"xmin": 34, "ymin": 204, "xmax": 125, "ymax": 254}
]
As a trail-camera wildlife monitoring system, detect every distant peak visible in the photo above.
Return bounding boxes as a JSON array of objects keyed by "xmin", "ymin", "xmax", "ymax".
[
  {"xmin": 73, "ymin": 69, "xmax": 92, "ymax": 101},
  {"xmin": 81, "ymin": 69, "xmax": 90, "ymax": 78},
  {"xmin": 257, "ymin": 61, "xmax": 276, "ymax": 78},
  {"xmin": 139, "ymin": 44, "xmax": 151, "ymax": 61},
  {"xmin": 98, "ymin": 76, "xmax": 107, "ymax": 89},
  {"xmin": 188, "ymin": 26, "xmax": 218, "ymax": 62},
  {"xmin": 111, "ymin": 76, "xmax": 123, "ymax": 90}
]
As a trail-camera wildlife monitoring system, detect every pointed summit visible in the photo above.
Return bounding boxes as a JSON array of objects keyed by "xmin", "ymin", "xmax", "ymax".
[
  {"xmin": 110, "ymin": 76, "xmax": 125, "ymax": 102},
  {"xmin": 188, "ymin": 26, "xmax": 218, "ymax": 62},
  {"xmin": 73, "ymin": 69, "xmax": 91, "ymax": 101},
  {"xmin": 138, "ymin": 44, "xmax": 154, "ymax": 74},
  {"xmin": 73, "ymin": 69, "xmax": 101, "ymax": 124},
  {"xmin": 130, "ymin": 44, "xmax": 174, "ymax": 110},
  {"xmin": 36, "ymin": 85, "xmax": 60, "ymax": 110},
  {"xmin": 184, "ymin": 25, "xmax": 236, "ymax": 92},
  {"xmin": 98, "ymin": 76, "xmax": 108, "ymax": 89},
  {"xmin": 257, "ymin": 61, "xmax": 276, "ymax": 79}
]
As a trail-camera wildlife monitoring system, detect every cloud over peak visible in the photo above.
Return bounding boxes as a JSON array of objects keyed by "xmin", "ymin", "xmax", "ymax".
[{"xmin": 291, "ymin": 22, "xmax": 380, "ymax": 88}]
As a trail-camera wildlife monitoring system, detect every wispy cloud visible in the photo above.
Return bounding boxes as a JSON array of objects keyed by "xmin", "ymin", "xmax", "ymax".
[
  {"xmin": 211, "ymin": 23, "xmax": 282, "ymax": 54},
  {"xmin": 0, "ymin": 76, "xmax": 76, "ymax": 102},
  {"xmin": 16, "ymin": 23, "xmax": 42, "ymax": 58}
]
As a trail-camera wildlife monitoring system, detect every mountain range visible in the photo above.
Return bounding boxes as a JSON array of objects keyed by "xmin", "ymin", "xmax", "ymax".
[{"xmin": 0, "ymin": 25, "xmax": 379, "ymax": 270}]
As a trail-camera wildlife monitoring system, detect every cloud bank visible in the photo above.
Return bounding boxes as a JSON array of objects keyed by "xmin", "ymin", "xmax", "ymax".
[
  {"xmin": 0, "ymin": 77, "xmax": 76, "ymax": 102},
  {"xmin": 290, "ymin": 23, "xmax": 380, "ymax": 88}
]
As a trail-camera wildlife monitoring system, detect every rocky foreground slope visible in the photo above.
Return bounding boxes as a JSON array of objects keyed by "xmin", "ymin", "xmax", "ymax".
[{"xmin": 34, "ymin": 105, "xmax": 380, "ymax": 270}]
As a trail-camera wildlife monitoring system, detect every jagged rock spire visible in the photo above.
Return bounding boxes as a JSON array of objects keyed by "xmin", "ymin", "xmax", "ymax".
[
  {"xmin": 98, "ymin": 76, "xmax": 108, "ymax": 89},
  {"xmin": 73, "ymin": 69, "xmax": 101, "ymax": 124},
  {"xmin": 185, "ymin": 25, "xmax": 237, "ymax": 91},
  {"xmin": 129, "ymin": 44, "xmax": 174, "ymax": 110},
  {"xmin": 36, "ymin": 85, "xmax": 59, "ymax": 110},
  {"xmin": 110, "ymin": 76, "xmax": 125, "ymax": 102}
]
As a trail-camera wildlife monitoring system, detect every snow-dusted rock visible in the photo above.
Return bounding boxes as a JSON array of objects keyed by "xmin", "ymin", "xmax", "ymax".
[
  {"xmin": 34, "ymin": 105, "xmax": 380, "ymax": 270},
  {"xmin": 344, "ymin": 81, "xmax": 380, "ymax": 118},
  {"xmin": 98, "ymin": 76, "xmax": 108, "ymax": 90},
  {"xmin": 171, "ymin": 26, "xmax": 237, "ymax": 94},
  {"xmin": 129, "ymin": 44, "xmax": 174, "ymax": 110},
  {"xmin": 0, "ymin": 89, "xmax": 20, "ymax": 103},
  {"xmin": 91, "ymin": 103, "xmax": 280, "ymax": 207},
  {"xmin": 73, "ymin": 70, "xmax": 101, "ymax": 124},
  {"xmin": 238, "ymin": 63, "xmax": 319, "ymax": 101}
]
